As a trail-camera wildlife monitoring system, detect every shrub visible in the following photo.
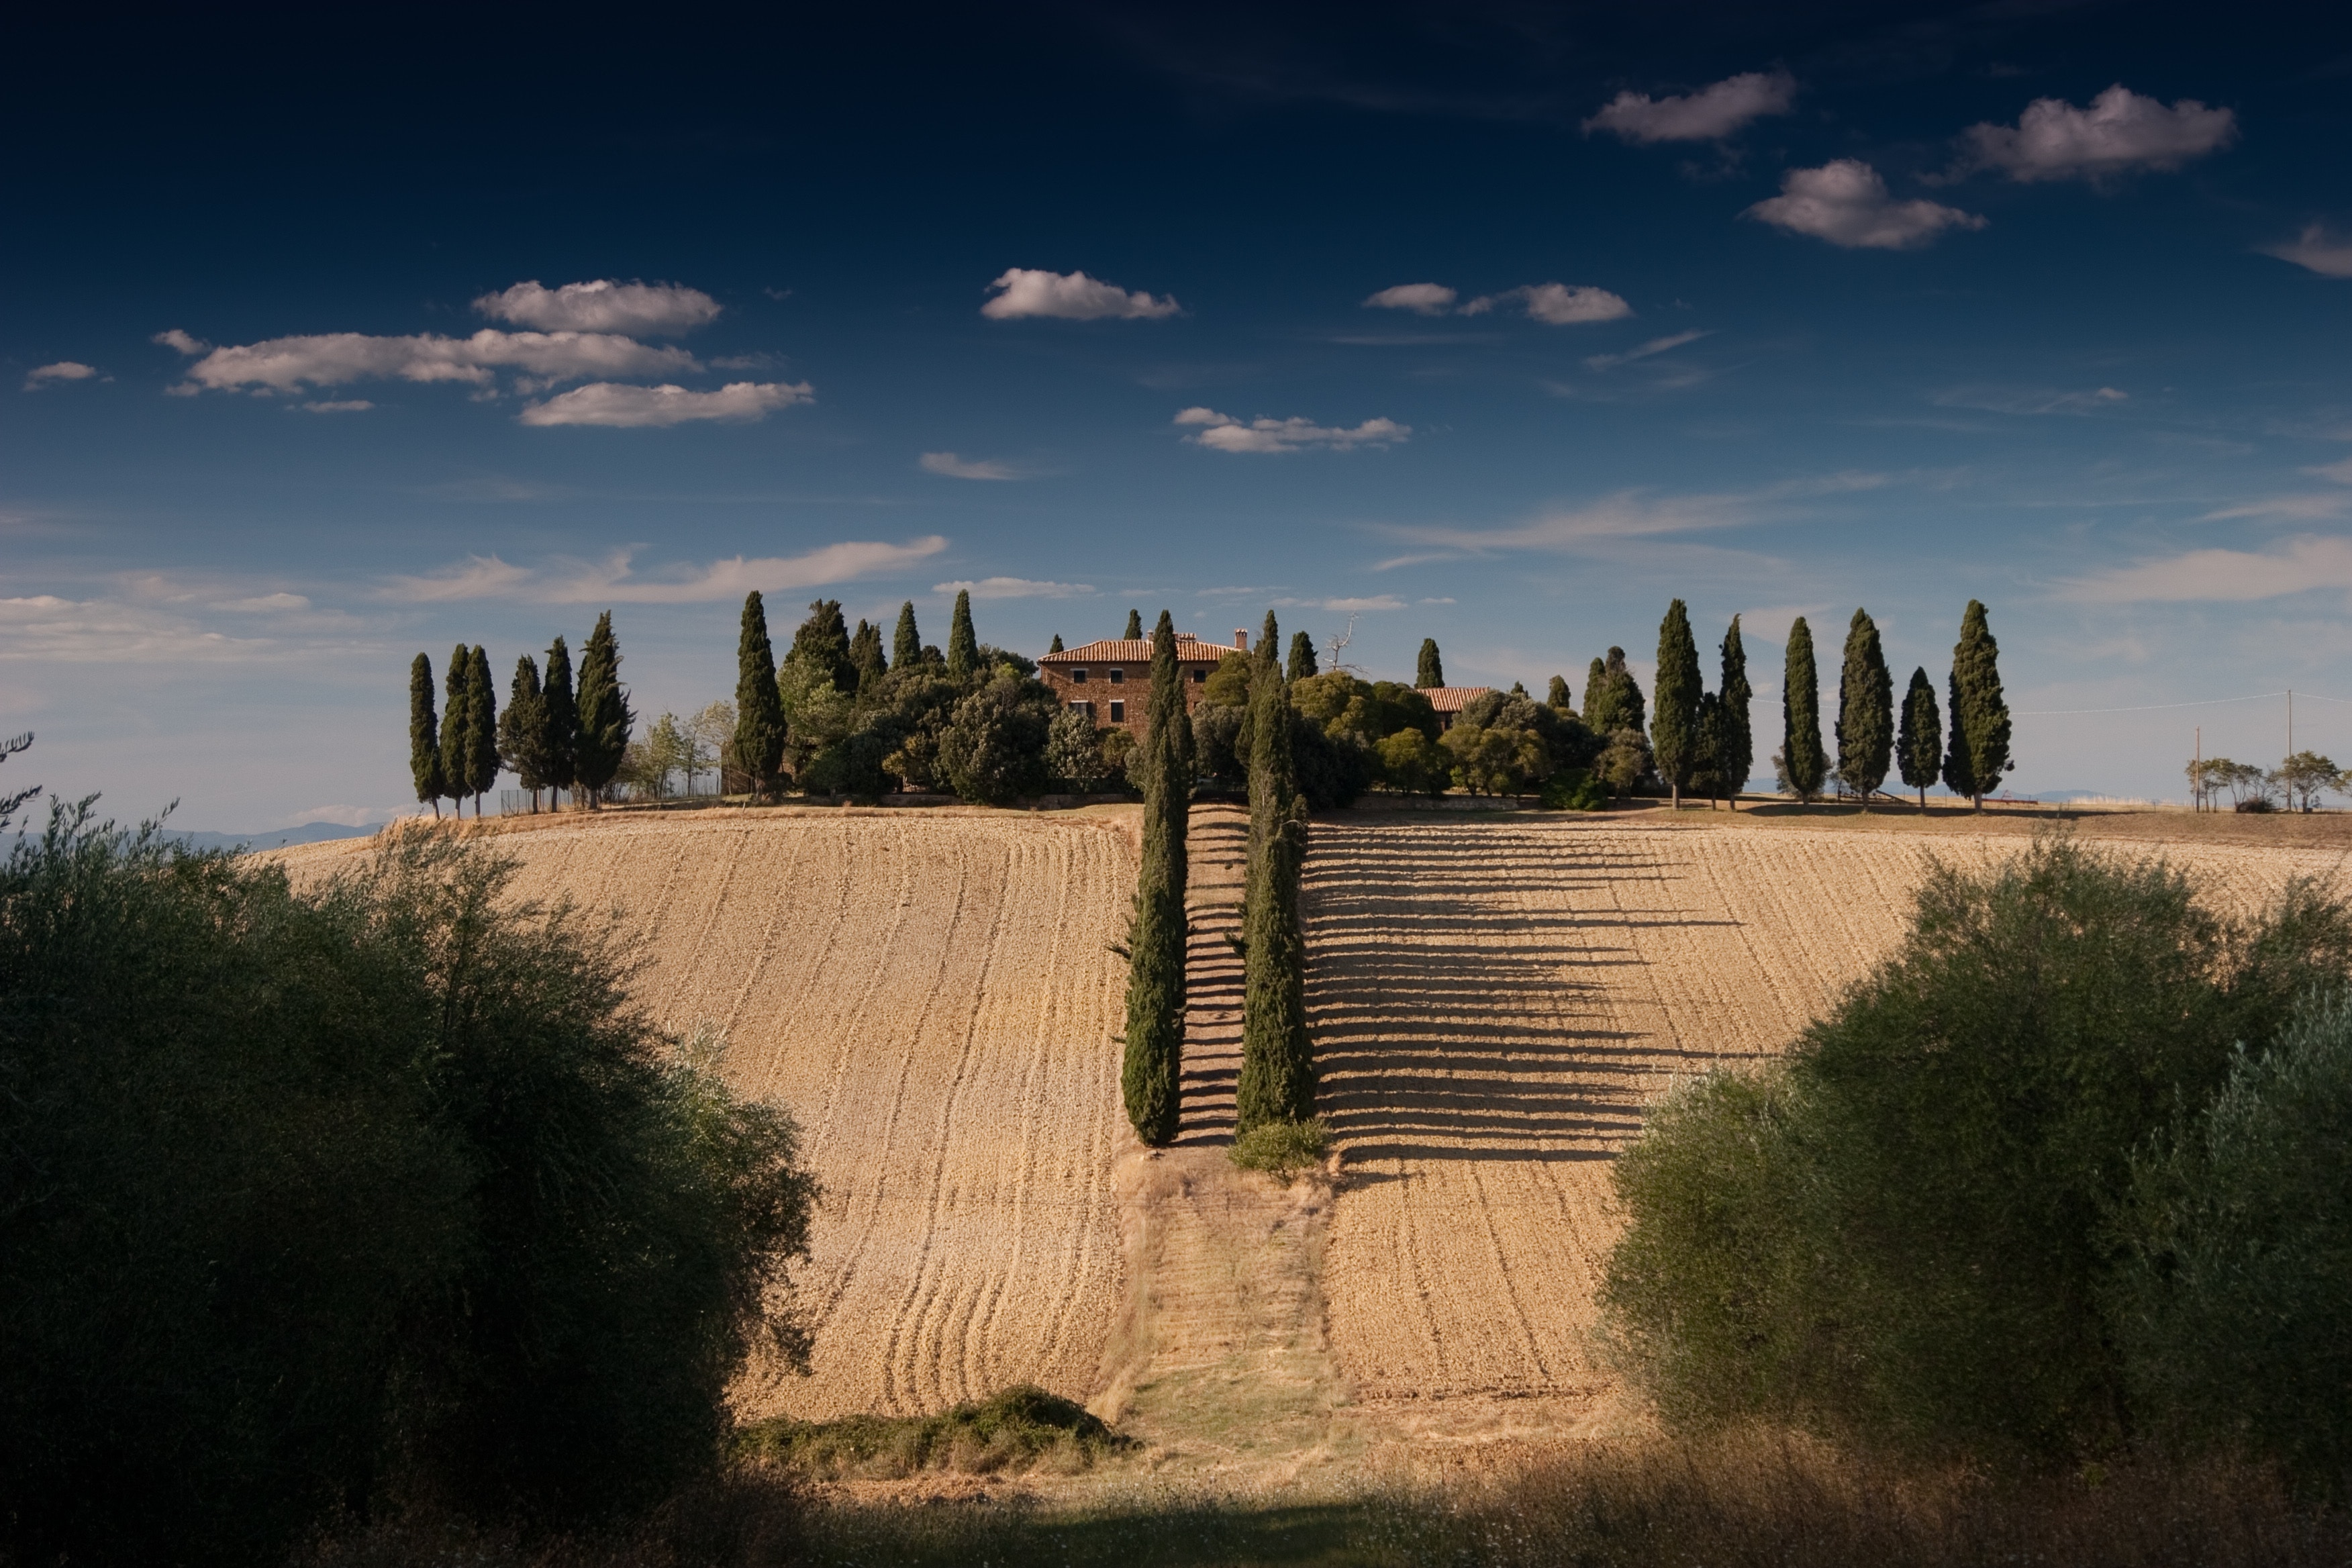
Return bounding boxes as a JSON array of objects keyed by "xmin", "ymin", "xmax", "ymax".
[
  {"xmin": 1228, "ymin": 1116, "xmax": 1330, "ymax": 1179},
  {"xmin": 0, "ymin": 814, "xmax": 818, "ymax": 1565},
  {"xmin": 736, "ymin": 1385, "xmax": 1128, "ymax": 1479},
  {"xmin": 936, "ymin": 675, "xmax": 1055, "ymax": 805},
  {"xmin": 1602, "ymin": 835, "xmax": 2352, "ymax": 1461},
  {"xmin": 2116, "ymin": 989, "xmax": 2352, "ymax": 1480},
  {"xmin": 1541, "ymin": 769, "xmax": 1611, "ymax": 811},
  {"xmin": 1375, "ymin": 728, "xmax": 1448, "ymax": 795}
]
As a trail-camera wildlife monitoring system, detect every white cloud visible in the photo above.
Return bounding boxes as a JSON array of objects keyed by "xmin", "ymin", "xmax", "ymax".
[
  {"xmin": 383, "ymin": 537, "xmax": 948, "ymax": 605},
  {"xmin": 2198, "ymin": 493, "xmax": 2351, "ymax": 524},
  {"xmin": 2063, "ymin": 535, "xmax": 2352, "ymax": 603},
  {"xmin": 1583, "ymin": 70, "xmax": 1798, "ymax": 143},
  {"xmin": 215, "ymin": 593, "xmax": 311, "ymax": 612},
  {"xmin": 929, "ymin": 577, "xmax": 1095, "ymax": 599},
  {"xmin": 981, "ymin": 268, "xmax": 1179, "ymax": 321},
  {"xmin": 473, "ymin": 279, "xmax": 721, "ymax": 335},
  {"xmin": 24, "ymin": 360, "xmax": 99, "ymax": 389},
  {"xmin": 2262, "ymin": 225, "xmax": 2352, "ymax": 279},
  {"xmin": 1463, "ymin": 282, "xmax": 1632, "ymax": 324},
  {"xmin": 1270, "ymin": 594, "xmax": 1407, "ymax": 612},
  {"xmin": 1376, "ymin": 490, "xmax": 1749, "ymax": 561},
  {"xmin": 1746, "ymin": 160, "xmax": 1986, "ymax": 250},
  {"xmin": 920, "ymin": 451, "xmax": 1019, "ymax": 480},
  {"xmin": 166, "ymin": 328, "xmax": 698, "ymax": 393},
  {"xmin": 298, "ymin": 399, "xmax": 373, "ymax": 413},
  {"xmin": 1363, "ymin": 283, "xmax": 1459, "ymax": 315},
  {"xmin": 0, "ymin": 593, "xmax": 289, "ymax": 664},
  {"xmin": 152, "ymin": 328, "xmax": 208, "ymax": 356},
  {"xmin": 1585, "ymin": 329, "xmax": 1709, "ymax": 371},
  {"xmin": 1961, "ymin": 85, "xmax": 2237, "ymax": 183},
  {"xmin": 516, "ymin": 380, "xmax": 812, "ymax": 427},
  {"xmin": 2306, "ymin": 456, "xmax": 2352, "ymax": 485},
  {"xmin": 1175, "ymin": 407, "xmax": 1410, "ymax": 453},
  {"xmin": 1934, "ymin": 385, "xmax": 2128, "ymax": 415}
]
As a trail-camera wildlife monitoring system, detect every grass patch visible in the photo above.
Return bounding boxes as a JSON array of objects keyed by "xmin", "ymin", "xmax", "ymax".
[
  {"xmin": 1540, "ymin": 768, "xmax": 1611, "ymax": 810},
  {"xmin": 1228, "ymin": 1116, "xmax": 1330, "ymax": 1179},
  {"xmin": 733, "ymin": 1385, "xmax": 1130, "ymax": 1479}
]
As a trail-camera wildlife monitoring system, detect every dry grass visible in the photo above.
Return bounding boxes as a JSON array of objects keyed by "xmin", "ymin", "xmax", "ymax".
[{"xmin": 277, "ymin": 809, "xmax": 1136, "ymax": 1424}]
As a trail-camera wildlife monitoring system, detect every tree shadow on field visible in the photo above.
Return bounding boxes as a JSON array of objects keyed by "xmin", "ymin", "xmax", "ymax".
[{"xmin": 1303, "ymin": 819, "xmax": 1754, "ymax": 1165}]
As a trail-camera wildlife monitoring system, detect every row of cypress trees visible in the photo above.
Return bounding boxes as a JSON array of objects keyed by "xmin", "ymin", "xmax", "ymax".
[
  {"xmin": 408, "ymin": 611, "xmax": 632, "ymax": 817},
  {"xmin": 1769, "ymin": 599, "xmax": 2010, "ymax": 810},
  {"xmin": 1236, "ymin": 611, "xmax": 1316, "ymax": 1132},
  {"xmin": 1122, "ymin": 612, "xmax": 1193, "ymax": 1143}
]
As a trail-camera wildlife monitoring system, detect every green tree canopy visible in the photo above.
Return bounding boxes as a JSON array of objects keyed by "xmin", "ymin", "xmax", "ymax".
[
  {"xmin": 1238, "ymin": 620, "xmax": 1313, "ymax": 1133},
  {"xmin": 1945, "ymin": 600, "xmax": 2011, "ymax": 810},
  {"xmin": 1287, "ymin": 630, "xmax": 1318, "ymax": 681},
  {"xmin": 734, "ymin": 592, "xmax": 786, "ymax": 801},
  {"xmin": 573, "ymin": 612, "xmax": 633, "ymax": 804},
  {"xmin": 439, "ymin": 642, "xmax": 472, "ymax": 817},
  {"xmin": 1718, "ymin": 616, "xmax": 1754, "ymax": 808},
  {"xmin": 1898, "ymin": 666, "xmax": 1941, "ymax": 809},
  {"xmin": 1781, "ymin": 618, "xmax": 1825, "ymax": 802},
  {"xmin": 1416, "ymin": 638, "xmax": 1444, "ymax": 689},
  {"xmin": 1124, "ymin": 608, "xmax": 1143, "ymax": 640},
  {"xmin": 1835, "ymin": 607, "xmax": 1893, "ymax": 805},
  {"xmin": 497, "ymin": 654, "xmax": 550, "ymax": 805},
  {"xmin": 409, "ymin": 652, "xmax": 446, "ymax": 816},
  {"xmin": 849, "ymin": 618, "xmax": 886, "ymax": 688},
  {"xmin": 892, "ymin": 601, "xmax": 923, "ymax": 669},
  {"xmin": 1123, "ymin": 611, "xmax": 1190, "ymax": 1145},
  {"xmin": 540, "ymin": 635, "xmax": 578, "ymax": 799},
  {"xmin": 1651, "ymin": 599, "xmax": 1703, "ymax": 808},
  {"xmin": 464, "ymin": 645, "xmax": 499, "ymax": 808},
  {"xmin": 1547, "ymin": 673, "xmax": 1573, "ymax": 711},
  {"xmin": 946, "ymin": 589, "xmax": 979, "ymax": 680},
  {"xmin": 788, "ymin": 599, "xmax": 856, "ymax": 693}
]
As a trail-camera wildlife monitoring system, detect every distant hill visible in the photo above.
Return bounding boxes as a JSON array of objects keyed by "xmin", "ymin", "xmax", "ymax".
[{"xmin": 165, "ymin": 822, "xmax": 379, "ymax": 854}]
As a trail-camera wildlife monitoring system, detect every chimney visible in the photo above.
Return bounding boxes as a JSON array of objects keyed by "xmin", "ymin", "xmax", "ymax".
[{"xmin": 1234, "ymin": 630, "xmax": 1248, "ymax": 651}]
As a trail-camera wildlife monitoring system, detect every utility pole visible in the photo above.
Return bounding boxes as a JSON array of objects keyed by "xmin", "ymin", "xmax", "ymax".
[{"xmin": 2194, "ymin": 724, "xmax": 2202, "ymax": 812}]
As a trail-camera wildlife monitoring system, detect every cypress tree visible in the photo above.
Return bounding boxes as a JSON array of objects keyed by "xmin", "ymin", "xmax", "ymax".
[
  {"xmin": 575, "ymin": 611, "xmax": 632, "ymax": 807},
  {"xmin": 541, "ymin": 636, "xmax": 578, "ymax": 807},
  {"xmin": 464, "ymin": 645, "xmax": 499, "ymax": 816},
  {"xmin": 893, "ymin": 601, "xmax": 922, "ymax": 669},
  {"xmin": 1587, "ymin": 648, "xmax": 1646, "ymax": 738},
  {"xmin": 497, "ymin": 654, "xmax": 548, "ymax": 810},
  {"xmin": 409, "ymin": 652, "xmax": 446, "ymax": 818},
  {"xmin": 734, "ymin": 591, "xmax": 786, "ymax": 801},
  {"xmin": 850, "ymin": 619, "xmax": 885, "ymax": 688},
  {"xmin": 1719, "ymin": 616, "xmax": 1753, "ymax": 810},
  {"xmin": 1287, "ymin": 630, "xmax": 1318, "ymax": 681},
  {"xmin": 1583, "ymin": 657, "xmax": 1608, "ymax": 727},
  {"xmin": 789, "ymin": 599, "xmax": 856, "ymax": 692},
  {"xmin": 1651, "ymin": 599, "xmax": 1702, "ymax": 810},
  {"xmin": 1048, "ymin": 633, "xmax": 1065, "ymax": 654},
  {"xmin": 1236, "ymin": 615, "xmax": 1312, "ymax": 1134},
  {"xmin": 947, "ymin": 589, "xmax": 979, "ymax": 680},
  {"xmin": 1946, "ymin": 599, "xmax": 2012, "ymax": 812},
  {"xmin": 1782, "ymin": 616, "xmax": 1826, "ymax": 803},
  {"xmin": 1693, "ymin": 689, "xmax": 1727, "ymax": 804},
  {"xmin": 1124, "ymin": 609, "xmax": 1143, "ymax": 640},
  {"xmin": 1834, "ymin": 607, "xmax": 1894, "ymax": 807},
  {"xmin": 1416, "ymin": 638, "xmax": 1444, "ymax": 690},
  {"xmin": 1122, "ymin": 611, "xmax": 1189, "ymax": 1145},
  {"xmin": 440, "ymin": 642, "xmax": 471, "ymax": 817},
  {"xmin": 1547, "ymin": 674, "xmax": 1573, "ymax": 712},
  {"xmin": 1899, "ymin": 666, "xmax": 1942, "ymax": 811}
]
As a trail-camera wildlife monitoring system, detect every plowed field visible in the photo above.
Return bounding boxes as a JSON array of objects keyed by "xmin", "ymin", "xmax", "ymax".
[
  {"xmin": 1305, "ymin": 817, "xmax": 2351, "ymax": 1410},
  {"xmin": 277, "ymin": 810, "xmax": 1135, "ymax": 1422}
]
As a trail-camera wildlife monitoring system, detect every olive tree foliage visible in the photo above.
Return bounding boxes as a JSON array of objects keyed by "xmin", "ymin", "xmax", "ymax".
[
  {"xmin": 1045, "ymin": 707, "xmax": 1111, "ymax": 791},
  {"xmin": 0, "ymin": 814, "xmax": 816, "ymax": 1567},
  {"xmin": 2274, "ymin": 750, "xmax": 2345, "ymax": 813},
  {"xmin": 2115, "ymin": 989, "xmax": 2352, "ymax": 1480},
  {"xmin": 938, "ymin": 674, "xmax": 1057, "ymax": 805},
  {"xmin": 1604, "ymin": 834, "xmax": 2352, "ymax": 1463}
]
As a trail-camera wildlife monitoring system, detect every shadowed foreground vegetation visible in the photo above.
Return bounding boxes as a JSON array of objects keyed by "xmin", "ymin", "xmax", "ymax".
[{"xmin": 735, "ymin": 1385, "xmax": 1130, "ymax": 1479}]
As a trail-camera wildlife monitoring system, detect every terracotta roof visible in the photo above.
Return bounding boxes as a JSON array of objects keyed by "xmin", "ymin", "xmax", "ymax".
[
  {"xmin": 1421, "ymin": 685, "xmax": 1493, "ymax": 714},
  {"xmin": 1039, "ymin": 637, "xmax": 1228, "ymax": 663}
]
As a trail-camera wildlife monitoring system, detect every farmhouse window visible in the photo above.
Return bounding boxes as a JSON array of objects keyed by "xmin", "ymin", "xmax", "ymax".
[
  {"xmin": 1109, "ymin": 700, "xmax": 1126, "ymax": 723},
  {"xmin": 1190, "ymin": 669, "xmax": 1206, "ymax": 683},
  {"xmin": 1068, "ymin": 701, "xmax": 1094, "ymax": 719},
  {"xmin": 1070, "ymin": 669, "xmax": 1088, "ymax": 683},
  {"xmin": 1108, "ymin": 667, "xmax": 1124, "ymax": 684}
]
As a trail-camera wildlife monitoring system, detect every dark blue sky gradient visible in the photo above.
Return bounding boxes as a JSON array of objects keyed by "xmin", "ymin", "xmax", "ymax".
[{"xmin": 7, "ymin": 3, "xmax": 2351, "ymax": 824}]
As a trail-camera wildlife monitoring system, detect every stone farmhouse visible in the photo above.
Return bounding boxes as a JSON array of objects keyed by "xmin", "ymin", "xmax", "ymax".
[
  {"xmin": 1038, "ymin": 630, "xmax": 1246, "ymax": 739},
  {"xmin": 1041, "ymin": 626, "xmax": 1495, "ymax": 742}
]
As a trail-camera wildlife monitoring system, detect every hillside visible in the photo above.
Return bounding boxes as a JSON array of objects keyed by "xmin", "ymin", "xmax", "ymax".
[{"xmin": 274, "ymin": 803, "xmax": 2351, "ymax": 1475}]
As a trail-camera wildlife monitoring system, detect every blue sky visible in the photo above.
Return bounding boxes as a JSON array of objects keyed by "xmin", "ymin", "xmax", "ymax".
[{"xmin": 7, "ymin": 3, "xmax": 2352, "ymax": 827}]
